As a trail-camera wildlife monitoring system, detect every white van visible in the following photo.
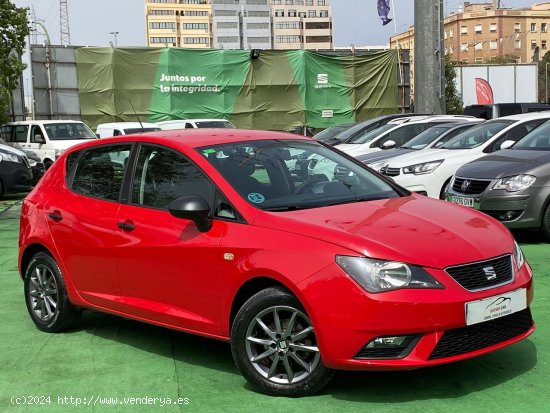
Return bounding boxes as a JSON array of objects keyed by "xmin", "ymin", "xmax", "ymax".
[
  {"xmin": 157, "ymin": 119, "xmax": 235, "ymax": 130},
  {"xmin": 95, "ymin": 122, "xmax": 162, "ymax": 138},
  {"xmin": 0, "ymin": 120, "xmax": 97, "ymax": 169}
]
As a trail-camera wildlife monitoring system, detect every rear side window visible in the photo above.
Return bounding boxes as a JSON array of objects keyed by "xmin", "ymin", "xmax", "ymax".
[
  {"xmin": 71, "ymin": 145, "xmax": 132, "ymax": 201},
  {"xmin": 131, "ymin": 145, "xmax": 213, "ymax": 210},
  {"xmin": 485, "ymin": 119, "xmax": 546, "ymax": 153}
]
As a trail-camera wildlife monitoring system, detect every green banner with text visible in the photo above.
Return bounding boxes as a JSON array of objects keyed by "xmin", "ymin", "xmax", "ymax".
[{"xmin": 75, "ymin": 48, "xmax": 398, "ymax": 130}]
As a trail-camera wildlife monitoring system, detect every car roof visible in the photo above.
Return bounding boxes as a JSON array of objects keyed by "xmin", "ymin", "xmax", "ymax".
[
  {"xmin": 3, "ymin": 120, "xmax": 85, "ymax": 126},
  {"xmin": 495, "ymin": 111, "xmax": 550, "ymax": 121},
  {"xmin": 96, "ymin": 122, "xmax": 160, "ymax": 128},
  {"xmin": 66, "ymin": 128, "xmax": 311, "ymax": 153},
  {"xmin": 156, "ymin": 119, "xmax": 232, "ymax": 124}
]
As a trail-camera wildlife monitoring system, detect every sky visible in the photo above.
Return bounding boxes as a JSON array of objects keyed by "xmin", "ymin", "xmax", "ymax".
[{"xmin": 12, "ymin": 0, "xmax": 538, "ymax": 48}]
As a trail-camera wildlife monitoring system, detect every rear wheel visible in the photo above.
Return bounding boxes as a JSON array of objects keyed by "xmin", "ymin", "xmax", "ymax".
[
  {"xmin": 542, "ymin": 203, "xmax": 550, "ymax": 242},
  {"xmin": 44, "ymin": 159, "xmax": 53, "ymax": 170},
  {"xmin": 24, "ymin": 252, "xmax": 81, "ymax": 332},
  {"xmin": 0, "ymin": 179, "xmax": 4, "ymax": 199},
  {"xmin": 231, "ymin": 287, "xmax": 334, "ymax": 397}
]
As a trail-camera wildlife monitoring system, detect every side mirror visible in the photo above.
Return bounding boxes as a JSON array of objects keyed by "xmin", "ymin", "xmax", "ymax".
[
  {"xmin": 96, "ymin": 133, "xmax": 100, "ymax": 138},
  {"xmin": 168, "ymin": 195, "xmax": 212, "ymax": 232},
  {"xmin": 382, "ymin": 140, "xmax": 396, "ymax": 149},
  {"xmin": 500, "ymin": 140, "xmax": 515, "ymax": 150},
  {"xmin": 34, "ymin": 134, "xmax": 46, "ymax": 144}
]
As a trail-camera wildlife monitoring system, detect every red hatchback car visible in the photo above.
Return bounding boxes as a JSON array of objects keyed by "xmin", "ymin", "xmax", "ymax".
[{"xmin": 19, "ymin": 129, "xmax": 534, "ymax": 396}]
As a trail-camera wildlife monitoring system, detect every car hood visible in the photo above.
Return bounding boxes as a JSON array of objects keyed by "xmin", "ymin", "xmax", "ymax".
[
  {"xmin": 457, "ymin": 149, "xmax": 550, "ymax": 179},
  {"xmin": 0, "ymin": 143, "xmax": 26, "ymax": 157},
  {"xmin": 48, "ymin": 138, "xmax": 97, "ymax": 150},
  {"xmin": 254, "ymin": 194, "xmax": 512, "ymax": 269},
  {"xmin": 386, "ymin": 148, "xmax": 472, "ymax": 167},
  {"xmin": 334, "ymin": 143, "xmax": 362, "ymax": 153},
  {"xmin": 357, "ymin": 148, "xmax": 414, "ymax": 164}
]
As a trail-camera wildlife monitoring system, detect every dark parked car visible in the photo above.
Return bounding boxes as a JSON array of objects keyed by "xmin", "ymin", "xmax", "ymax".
[
  {"xmin": 357, "ymin": 121, "xmax": 484, "ymax": 170},
  {"xmin": 446, "ymin": 119, "xmax": 550, "ymax": 240},
  {"xmin": 313, "ymin": 123, "xmax": 355, "ymax": 145},
  {"xmin": 0, "ymin": 139, "xmax": 33, "ymax": 198},
  {"xmin": 464, "ymin": 103, "xmax": 550, "ymax": 119},
  {"xmin": 0, "ymin": 137, "xmax": 45, "ymax": 185}
]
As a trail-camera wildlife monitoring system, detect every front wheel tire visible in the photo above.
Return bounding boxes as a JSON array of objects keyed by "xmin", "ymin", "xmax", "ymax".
[
  {"xmin": 24, "ymin": 252, "xmax": 81, "ymax": 332},
  {"xmin": 542, "ymin": 203, "xmax": 550, "ymax": 242},
  {"xmin": 231, "ymin": 287, "xmax": 334, "ymax": 397}
]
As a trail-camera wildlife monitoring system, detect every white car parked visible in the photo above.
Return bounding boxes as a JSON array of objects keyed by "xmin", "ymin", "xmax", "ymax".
[
  {"xmin": 95, "ymin": 122, "xmax": 162, "ymax": 138},
  {"xmin": 157, "ymin": 119, "xmax": 235, "ymax": 130},
  {"xmin": 0, "ymin": 120, "xmax": 97, "ymax": 169},
  {"xmin": 335, "ymin": 115, "xmax": 478, "ymax": 158},
  {"xmin": 379, "ymin": 112, "xmax": 550, "ymax": 199}
]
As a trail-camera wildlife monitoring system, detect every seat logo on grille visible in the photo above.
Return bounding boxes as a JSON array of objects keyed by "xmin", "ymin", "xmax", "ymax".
[
  {"xmin": 461, "ymin": 179, "xmax": 471, "ymax": 192},
  {"xmin": 483, "ymin": 266, "xmax": 497, "ymax": 280}
]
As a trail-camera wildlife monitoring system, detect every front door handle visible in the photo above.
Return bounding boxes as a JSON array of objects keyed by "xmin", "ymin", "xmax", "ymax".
[
  {"xmin": 48, "ymin": 211, "xmax": 63, "ymax": 222},
  {"xmin": 118, "ymin": 221, "xmax": 135, "ymax": 231}
]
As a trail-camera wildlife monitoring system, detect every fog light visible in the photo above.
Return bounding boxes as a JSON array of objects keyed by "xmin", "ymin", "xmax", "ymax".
[
  {"xmin": 498, "ymin": 211, "xmax": 522, "ymax": 221},
  {"xmin": 366, "ymin": 335, "xmax": 415, "ymax": 348}
]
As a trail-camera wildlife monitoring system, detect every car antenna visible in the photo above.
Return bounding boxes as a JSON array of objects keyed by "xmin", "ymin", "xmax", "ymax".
[{"xmin": 127, "ymin": 97, "xmax": 144, "ymax": 132}]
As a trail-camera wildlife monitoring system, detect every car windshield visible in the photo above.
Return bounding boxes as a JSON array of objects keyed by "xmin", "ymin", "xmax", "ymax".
[
  {"xmin": 347, "ymin": 124, "xmax": 395, "ymax": 145},
  {"xmin": 194, "ymin": 121, "xmax": 235, "ymax": 128},
  {"xmin": 513, "ymin": 120, "xmax": 550, "ymax": 150},
  {"xmin": 123, "ymin": 127, "xmax": 162, "ymax": 134},
  {"xmin": 401, "ymin": 126, "xmax": 452, "ymax": 149},
  {"xmin": 199, "ymin": 140, "xmax": 401, "ymax": 211},
  {"xmin": 44, "ymin": 123, "xmax": 97, "ymax": 140},
  {"xmin": 440, "ymin": 120, "xmax": 513, "ymax": 150},
  {"xmin": 314, "ymin": 124, "xmax": 354, "ymax": 142}
]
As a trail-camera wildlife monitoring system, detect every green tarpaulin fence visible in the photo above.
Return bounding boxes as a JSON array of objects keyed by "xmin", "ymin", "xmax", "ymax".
[{"xmin": 75, "ymin": 48, "xmax": 398, "ymax": 130}]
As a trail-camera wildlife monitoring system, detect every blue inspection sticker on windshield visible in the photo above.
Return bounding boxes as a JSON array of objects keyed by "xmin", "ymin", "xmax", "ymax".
[{"xmin": 248, "ymin": 193, "xmax": 265, "ymax": 204}]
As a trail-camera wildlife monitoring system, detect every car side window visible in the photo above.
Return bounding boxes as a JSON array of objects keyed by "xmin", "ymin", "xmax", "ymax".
[
  {"xmin": 30, "ymin": 125, "xmax": 44, "ymax": 143},
  {"xmin": 486, "ymin": 120, "xmax": 546, "ymax": 153},
  {"xmin": 131, "ymin": 145, "xmax": 213, "ymax": 210},
  {"xmin": 71, "ymin": 144, "xmax": 132, "ymax": 201},
  {"xmin": 14, "ymin": 125, "xmax": 29, "ymax": 143}
]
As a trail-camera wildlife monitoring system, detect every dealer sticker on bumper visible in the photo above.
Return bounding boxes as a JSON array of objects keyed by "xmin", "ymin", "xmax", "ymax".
[{"xmin": 465, "ymin": 288, "xmax": 527, "ymax": 326}]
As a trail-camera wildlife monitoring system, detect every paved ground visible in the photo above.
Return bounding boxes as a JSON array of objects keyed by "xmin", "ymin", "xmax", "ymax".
[{"xmin": 0, "ymin": 194, "xmax": 549, "ymax": 412}]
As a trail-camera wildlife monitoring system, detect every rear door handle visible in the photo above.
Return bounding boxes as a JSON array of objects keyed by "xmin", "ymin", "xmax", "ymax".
[
  {"xmin": 118, "ymin": 221, "xmax": 135, "ymax": 231},
  {"xmin": 48, "ymin": 211, "xmax": 63, "ymax": 222}
]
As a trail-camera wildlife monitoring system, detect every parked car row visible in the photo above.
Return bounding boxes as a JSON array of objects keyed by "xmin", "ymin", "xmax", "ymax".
[{"xmin": 316, "ymin": 111, "xmax": 550, "ymax": 240}]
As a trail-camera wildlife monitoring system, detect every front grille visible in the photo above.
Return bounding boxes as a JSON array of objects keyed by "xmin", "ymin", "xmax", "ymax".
[
  {"xmin": 446, "ymin": 255, "xmax": 513, "ymax": 291},
  {"xmin": 452, "ymin": 177, "xmax": 492, "ymax": 195},
  {"xmin": 380, "ymin": 166, "xmax": 401, "ymax": 176},
  {"xmin": 429, "ymin": 308, "xmax": 533, "ymax": 360}
]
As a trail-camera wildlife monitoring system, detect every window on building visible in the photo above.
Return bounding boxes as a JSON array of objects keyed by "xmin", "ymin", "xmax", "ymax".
[
  {"xmin": 475, "ymin": 42, "xmax": 483, "ymax": 51},
  {"xmin": 298, "ymin": 11, "xmax": 306, "ymax": 18},
  {"xmin": 214, "ymin": 10, "xmax": 237, "ymax": 16},
  {"xmin": 217, "ymin": 36, "xmax": 239, "ymax": 43},
  {"xmin": 514, "ymin": 22, "xmax": 521, "ymax": 33},
  {"xmin": 490, "ymin": 23, "xmax": 497, "ymax": 32},
  {"xmin": 531, "ymin": 23, "xmax": 537, "ymax": 32},
  {"xmin": 460, "ymin": 43, "xmax": 468, "ymax": 52},
  {"xmin": 444, "ymin": 31, "xmax": 447, "ymax": 40},
  {"xmin": 272, "ymin": 0, "xmax": 282, "ymax": 4},
  {"xmin": 305, "ymin": 21, "xmax": 331, "ymax": 30},
  {"xmin": 305, "ymin": 0, "xmax": 313, "ymax": 5},
  {"xmin": 543, "ymin": 23, "xmax": 548, "ymax": 33},
  {"xmin": 150, "ymin": 36, "xmax": 177, "ymax": 44},
  {"xmin": 307, "ymin": 10, "xmax": 316, "ymax": 18},
  {"xmin": 449, "ymin": 29, "xmax": 453, "ymax": 38},
  {"xmin": 461, "ymin": 25, "xmax": 468, "ymax": 35},
  {"xmin": 275, "ymin": 9, "xmax": 284, "ymax": 17},
  {"xmin": 245, "ymin": 0, "xmax": 268, "ymax": 4},
  {"xmin": 149, "ymin": 10, "xmax": 175, "ymax": 15},
  {"xmin": 475, "ymin": 57, "xmax": 483, "ymax": 63},
  {"xmin": 183, "ymin": 37, "xmax": 209, "ymax": 44},
  {"xmin": 532, "ymin": 40, "xmax": 538, "ymax": 49},
  {"xmin": 149, "ymin": 22, "xmax": 176, "ymax": 29},
  {"xmin": 515, "ymin": 38, "xmax": 521, "ymax": 49},
  {"xmin": 247, "ymin": 23, "xmax": 270, "ymax": 30},
  {"xmin": 288, "ymin": 9, "xmax": 297, "ymax": 17},
  {"xmin": 475, "ymin": 24, "xmax": 482, "ymax": 34},
  {"xmin": 449, "ymin": 45, "xmax": 454, "ymax": 54},
  {"xmin": 318, "ymin": 0, "xmax": 326, "ymax": 5},
  {"xmin": 285, "ymin": 0, "xmax": 293, "ymax": 4},
  {"xmin": 319, "ymin": 10, "xmax": 328, "ymax": 18},
  {"xmin": 543, "ymin": 40, "xmax": 548, "ymax": 49},
  {"xmin": 247, "ymin": 36, "xmax": 270, "ymax": 44},
  {"xmin": 305, "ymin": 35, "xmax": 331, "ymax": 43},
  {"xmin": 276, "ymin": 35, "xmax": 302, "ymax": 43},
  {"xmin": 490, "ymin": 40, "xmax": 497, "ymax": 50},
  {"xmin": 216, "ymin": 22, "xmax": 239, "ymax": 29},
  {"xmin": 275, "ymin": 21, "xmax": 301, "ymax": 29},
  {"xmin": 183, "ymin": 23, "xmax": 209, "ymax": 30},
  {"xmin": 185, "ymin": 10, "xmax": 209, "ymax": 16}
]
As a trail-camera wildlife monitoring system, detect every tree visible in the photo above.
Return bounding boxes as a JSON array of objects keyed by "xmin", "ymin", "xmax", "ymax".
[
  {"xmin": 0, "ymin": 0, "xmax": 29, "ymax": 124},
  {"xmin": 537, "ymin": 50, "xmax": 550, "ymax": 103},
  {"xmin": 490, "ymin": 54, "xmax": 520, "ymax": 65},
  {"xmin": 445, "ymin": 57, "xmax": 463, "ymax": 115}
]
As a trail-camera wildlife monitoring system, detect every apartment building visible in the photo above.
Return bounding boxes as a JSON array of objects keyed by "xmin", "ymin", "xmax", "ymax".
[
  {"xmin": 145, "ymin": 0, "xmax": 333, "ymax": 50},
  {"xmin": 145, "ymin": 0, "xmax": 212, "ymax": 49},
  {"xmin": 271, "ymin": 0, "xmax": 333, "ymax": 50}
]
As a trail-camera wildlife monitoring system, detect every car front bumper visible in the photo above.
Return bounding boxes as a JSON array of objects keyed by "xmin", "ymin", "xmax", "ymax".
[
  {"xmin": 298, "ymin": 261, "xmax": 534, "ymax": 371},
  {"xmin": 0, "ymin": 161, "xmax": 33, "ymax": 194},
  {"xmin": 445, "ymin": 184, "xmax": 550, "ymax": 230}
]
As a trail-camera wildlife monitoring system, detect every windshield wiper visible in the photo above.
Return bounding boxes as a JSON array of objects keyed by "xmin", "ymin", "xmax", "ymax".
[{"xmin": 263, "ymin": 205, "xmax": 312, "ymax": 212}]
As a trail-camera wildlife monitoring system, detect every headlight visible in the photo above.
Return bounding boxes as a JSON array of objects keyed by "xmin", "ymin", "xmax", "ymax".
[
  {"xmin": 402, "ymin": 160, "xmax": 443, "ymax": 175},
  {"xmin": 336, "ymin": 256, "xmax": 444, "ymax": 293},
  {"xmin": 55, "ymin": 149, "xmax": 62, "ymax": 159},
  {"xmin": 513, "ymin": 240, "xmax": 525, "ymax": 270},
  {"xmin": 27, "ymin": 158, "xmax": 37, "ymax": 167},
  {"xmin": 0, "ymin": 151, "xmax": 22, "ymax": 163},
  {"xmin": 493, "ymin": 175, "xmax": 536, "ymax": 192}
]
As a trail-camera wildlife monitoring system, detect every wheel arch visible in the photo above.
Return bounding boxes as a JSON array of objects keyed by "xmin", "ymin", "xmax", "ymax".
[
  {"xmin": 229, "ymin": 276, "xmax": 295, "ymax": 334},
  {"xmin": 20, "ymin": 243, "xmax": 50, "ymax": 279}
]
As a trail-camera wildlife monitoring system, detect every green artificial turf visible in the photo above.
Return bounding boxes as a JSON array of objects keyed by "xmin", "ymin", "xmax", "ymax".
[{"xmin": 1, "ymin": 196, "xmax": 549, "ymax": 413}]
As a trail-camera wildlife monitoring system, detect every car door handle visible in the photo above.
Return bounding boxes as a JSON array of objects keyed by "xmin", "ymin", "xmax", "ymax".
[
  {"xmin": 118, "ymin": 221, "xmax": 135, "ymax": 231},
  {"xmin": 48, "ymin": 211, "xmax": 63, "ymax": 222}
]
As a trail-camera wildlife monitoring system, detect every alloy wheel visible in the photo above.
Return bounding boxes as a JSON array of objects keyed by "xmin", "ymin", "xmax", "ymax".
[
  {"xmin": 28, "ymin": 264, "xmax": 59, "ymax": 322},
  {"xmin": 245, "ymin": 305, "xmax": 320, "ymax": 385}
]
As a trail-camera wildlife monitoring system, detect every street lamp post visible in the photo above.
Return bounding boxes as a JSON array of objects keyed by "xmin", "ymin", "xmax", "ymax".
[
  {"xmin": 110, "ymin": 31, "xmax": 119, "ymax": 47},
  {"xmin": 546, "ymin": 62, "xmax": 550, "ymax": 103}
]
